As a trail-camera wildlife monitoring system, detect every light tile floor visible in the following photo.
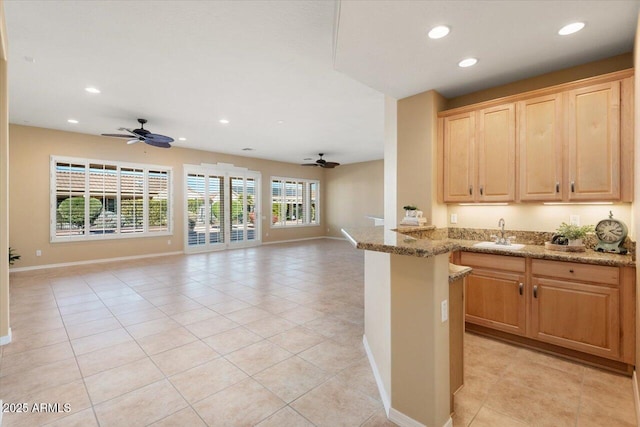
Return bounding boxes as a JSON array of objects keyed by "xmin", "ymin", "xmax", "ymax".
[{"xmin": 0, "ymin": 239, "xmax": 636, "ymax": 426}]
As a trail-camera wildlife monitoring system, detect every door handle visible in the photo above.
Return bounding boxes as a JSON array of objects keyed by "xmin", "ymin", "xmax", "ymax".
[
  {"xmin": 519, "ymin": 282, "xmax": 523, "ymax": 295},
  {"xmin": 480, "ymin": 186, "xmax": 484, "ymax": 196},
  {"xmin": 555, "ymin": 182, "xmax": 560, "ymax": 193},
  {"xmin": 571, "ymin": 181, "xmax": 575, "ymax": 193},
  {"xmin": 469, "ymin": 185, "xmax": 473, "ymax": 195},
  {"xmin": 533, "ymin": 285, "xmax": 538, "ymax": 298}
]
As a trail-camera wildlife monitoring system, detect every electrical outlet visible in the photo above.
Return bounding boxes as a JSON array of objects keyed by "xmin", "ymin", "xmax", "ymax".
[
  {"xmin": 441, "ymin": 300, "xmax": 448, "ymax": 323},
  {"xmin": 167, "ymin": 239, "xmax": 171, "ymax": 245},
  {"xmin": 570, "ymin": 215, "xmax": 580, "ymax": 226},
  {"xmin": 36, "ymin": 250, "xmax": 42, "ymax": 257},
  {"xmin": 450, "ymin": 214, "xmax": 458, "ymax": 224}
]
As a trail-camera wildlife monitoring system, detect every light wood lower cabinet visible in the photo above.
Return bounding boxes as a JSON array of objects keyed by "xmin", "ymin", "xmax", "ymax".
[
  {"xmin": 465, "ymin": 268, "xmax": 526, "ymax": 336},
  {"xmin": 530, "ymin": 277, "xmax": 620, "ymax": 360},
  {"xmin": 457, "ymin": 252, "xmax": 635, "ymax": 366}
]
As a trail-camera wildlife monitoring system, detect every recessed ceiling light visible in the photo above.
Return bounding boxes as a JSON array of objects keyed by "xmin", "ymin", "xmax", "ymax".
[
  {"xmin": 558, "ymin": 22, "xmax": 585, "ymax": 36},
  {"xmin": 219, "ymin": 119, "xmax": 230, "ymax": 124},
  {"xmin": 458, "ymin": 58, "xmax": 478, "ymax": 68},
  {"xmin": 67, "ymin": 119, "xmax": 78, "ymax": 124},
  {"xmin": 178, "ymin": 137, "xmax": 187, "ymax": 141},
  {"xmin": 85, "ymin": 87, "xmax": 100, "ymax": 94},
  {"xmin": 428, "ymin": 25, "xmax": 450, "ymax": 39},
  {"xmin": 277, "ymin": 120, "xmax": 284, "ymax": 124},
  {"xmin": 24, "ymin": 56, "xmax": 35, "ymax": 63}
]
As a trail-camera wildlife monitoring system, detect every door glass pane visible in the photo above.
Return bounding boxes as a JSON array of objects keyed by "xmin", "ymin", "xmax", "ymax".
[
  {"xmin": 246, "ymin": 178, "xmax": 256, "ymax": 241},
  {"xmin": 209, "ymin": 175, "xmax": 224, "ymax": 244},
  {"xmin": 55, "ymin": 162, "xmax": 86, "ymax": 237},
  {"xmin": 310, "ymin": 182, "xmax": 318, "ymax": 224},
  {"xmin": 187, "ymin": 174, "xmax": 206, "ymax": 246},
  {"xmin": 230, "ymin": 177, "xmax": 244, "ymax": 242}
]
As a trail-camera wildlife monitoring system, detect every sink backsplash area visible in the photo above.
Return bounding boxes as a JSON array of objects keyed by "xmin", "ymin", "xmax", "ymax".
[{"xmin": 400, "ymin": 226, "xmax": 636, "ymax": 256}]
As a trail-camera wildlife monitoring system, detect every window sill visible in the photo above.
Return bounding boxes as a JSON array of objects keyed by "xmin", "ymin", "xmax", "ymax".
[{"xmin": 51, "ymin": 230, "xmax": 173, "ymax": 243}]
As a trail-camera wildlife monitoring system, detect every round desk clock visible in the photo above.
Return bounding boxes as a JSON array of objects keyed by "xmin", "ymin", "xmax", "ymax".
[{"xmin": 595, "ymin": 211, "xmax": 628, "ymax": 254}]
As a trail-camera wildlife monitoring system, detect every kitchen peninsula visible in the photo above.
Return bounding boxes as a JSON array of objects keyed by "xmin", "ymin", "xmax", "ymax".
[{"xmin": 343, "ymin": 225, "xmax": 635, "ymax": 427}]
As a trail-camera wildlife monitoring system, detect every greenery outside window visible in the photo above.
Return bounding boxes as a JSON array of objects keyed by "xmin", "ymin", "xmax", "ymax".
[
  {"xmin": 51, "ymin": 156, "xmax": 172, "ymax": 242},
  {"xmin": 271, "ymin": 177, "xmax": 319, "ymax": 227}
]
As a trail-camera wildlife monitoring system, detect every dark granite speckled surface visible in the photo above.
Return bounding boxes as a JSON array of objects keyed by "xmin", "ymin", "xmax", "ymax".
[{"xmin": 342, "ymin": 226, "xmax": 635, "ymax": 267}]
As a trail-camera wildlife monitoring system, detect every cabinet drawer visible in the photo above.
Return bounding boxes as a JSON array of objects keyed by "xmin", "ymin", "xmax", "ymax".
[
  {"xmin": 460, "ymin": 252, "xmax": 525, "ymax": 273},
  {"xmin": 531, "ymin": 259, "xmax": 619, "ymax": 285}
]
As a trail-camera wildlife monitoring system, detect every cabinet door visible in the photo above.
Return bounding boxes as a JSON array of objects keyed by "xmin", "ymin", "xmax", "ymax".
[
  {"xmin": 465, "ymin": 269, "xmax": 526, "ymax": 336},
  {"xmin": 530, "ymin": 277, "xmax": 620, "ymax": 360},
  {"xmin": 567, "ymin": 81, "xmax": 621, "ymax": 200},
  {"xmin": 518, "ymin": 94, "xmax": 563, "ymax": 201},
  {"xmin": 443, "ymin": 112, "xmax": 475, "ymax": 202},
  {"xmin": 477, "ymin": 104, "xmax": 516, "ymax": 201}
]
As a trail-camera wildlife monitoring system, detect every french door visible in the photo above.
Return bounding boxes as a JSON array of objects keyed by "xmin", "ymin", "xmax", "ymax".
[{"xmin": 184, "ymin": 164, "xmax": 261, "ymax": 253}]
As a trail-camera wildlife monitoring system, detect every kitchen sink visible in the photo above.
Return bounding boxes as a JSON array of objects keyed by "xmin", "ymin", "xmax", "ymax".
[{"xmin": 472, "ymin": 241, "xmax": 525, "ymax": 251}]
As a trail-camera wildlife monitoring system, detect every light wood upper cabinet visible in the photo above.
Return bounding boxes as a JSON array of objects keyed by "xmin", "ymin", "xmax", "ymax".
[
  {"xmin": 441, "ymin": 104, "xmax": 515, "ymax": 203},
  {"xmin": 442, "ymin": 112, "xmax": 475, "ymax": 202},
  {"xmin": 518, "ymin": 94, "xmax": 563, "ymax": 201},
  {"xmin": 477, "ymin": 104, "xmax": 516, "ymax": 201},
  {"xmin": 438, "ymin": 69, "xmax": 633, "ymax": 203},
  {"xmin": 567, "ymin": 81, "xmax": 620, "ymax": 200}
]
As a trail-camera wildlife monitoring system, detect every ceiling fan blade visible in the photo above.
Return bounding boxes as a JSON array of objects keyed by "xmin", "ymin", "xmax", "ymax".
[
  {"xmin": 101, "ymin": 133, "xmax": 132, "ymax": 138},
  {"xmin": 301, "ymin": 163, "xmax": 319, "ymax": 167},
  {"xmin": 323, "ymin": 162, "xmax": 340, "ymax": 168},
  {"xmin": 127, "ymin": 139, "xmax": 140, "ymax": 145},
  {"xmin": 144, "ymin": 140, "xmax": 172, "ymax": 148},
  {"xmin": 144, "ymin": 133, "xmax": 174, "ymax": 143}
]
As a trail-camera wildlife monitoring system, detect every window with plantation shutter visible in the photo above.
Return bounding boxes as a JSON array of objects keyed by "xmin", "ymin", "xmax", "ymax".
[
  {"xmin": 270, "ymin": 177, "xmax": 320, "ymax": 227},
  {"xmin": 51, "ymin": 156, "xmax": 172, "ymax": 242}
]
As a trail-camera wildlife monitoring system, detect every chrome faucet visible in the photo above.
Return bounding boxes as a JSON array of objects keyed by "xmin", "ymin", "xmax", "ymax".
[{"xmin": 491, "ymin": 218, "xmax": 515, "ymax": 245}]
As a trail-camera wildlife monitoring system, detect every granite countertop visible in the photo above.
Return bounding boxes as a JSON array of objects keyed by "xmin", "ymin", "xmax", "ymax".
[
  {"xmin": 341, "ymin": 227, "xmax": 461, "ymax": 258},
  {"xmin": 449, "ymin": 263, "xmax": 473, "ymax": 282},
  {"xmin": 342, "ymin": 226, "xmax": 635, "ymax": 267}
]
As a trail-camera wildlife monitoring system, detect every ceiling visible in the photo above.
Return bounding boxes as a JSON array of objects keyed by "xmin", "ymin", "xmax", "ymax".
[{"xmin": 4, "ymin": 1, "xmax": 639, "ymax": 165}]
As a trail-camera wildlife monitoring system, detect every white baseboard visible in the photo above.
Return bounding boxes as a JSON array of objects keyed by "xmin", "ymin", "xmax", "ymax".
[
  {"xmin": 0, "ymin": 328, "xmax": 12, "ymax": 346},
  {"xmin": 9, "ymin": 251, "xmax": 184, "ymax": 273},
  {"xmin": 362, "ymin": 335, "xmax": 391, "ymax": 415},
  {"xmin": 633, "ymin": 371, "xmax": 640, "ymax": 427},
  {"xmin": 324, "ymin": 236, "xmax": 346, "ymax": 241},
  {"xmin": 263, "ymin": 236, "xmax": 334, "ymax": 245},
  {"xmin": 388, "ymin": 409, "xmax": 452, "ymax": 427}
]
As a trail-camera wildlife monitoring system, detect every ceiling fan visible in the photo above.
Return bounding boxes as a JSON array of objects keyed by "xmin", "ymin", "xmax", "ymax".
[
  {"xmin": 301, "ymin": 153, "xmax": 340, "ymax": 168},
  {"xmin": 101, "ymin": 118, "xmax": 174, "ymax": 148}
]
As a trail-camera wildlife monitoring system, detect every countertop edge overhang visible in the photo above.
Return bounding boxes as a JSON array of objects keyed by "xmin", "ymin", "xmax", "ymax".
[{"xmin": 341, "ymin": 227, "xmax": 635, "ymax": 267}]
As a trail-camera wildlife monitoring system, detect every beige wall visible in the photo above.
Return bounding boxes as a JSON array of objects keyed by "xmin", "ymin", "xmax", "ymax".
[
  {"xmin": 447, "ymin": 52, "xmax": 633, "ymax": 109},
  {"xmin": 0, "ymin": 0, "xmax": 9, "ymax": 341},
  {"xmin": 634, "ymin": 12, "xmax": 640, "ymax": 383},
  {"xmin": 9, "ymin": 125, "xmax": 327, "ymax": 268},
  {"xmin": 384, "ymin": 96, "xmax": 398, "ymax": 227},
  {"xmin": 325, "ymin": 160, "xmax": 383, "ymax": 237},
  {"xmin": 449, "ymin": 203, "xmax": 633, "ymax": 235}
]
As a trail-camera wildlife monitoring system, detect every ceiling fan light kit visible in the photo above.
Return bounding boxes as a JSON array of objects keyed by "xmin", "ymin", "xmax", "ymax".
[
  {"xmin": 301, "ymin": 153, "xmax": 341, "ymax": 168},
  {"xmin": 101, "ymin": 118, "xmax": 174, "ymax": 148}
]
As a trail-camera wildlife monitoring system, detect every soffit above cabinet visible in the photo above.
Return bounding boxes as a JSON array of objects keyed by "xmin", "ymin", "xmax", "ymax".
[{"xmin": 334, "ymin": 1, "xmax": 638, "ymax": 99}]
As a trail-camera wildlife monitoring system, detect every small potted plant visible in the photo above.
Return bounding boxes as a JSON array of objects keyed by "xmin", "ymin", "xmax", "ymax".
[
  {"xmin": 403, "ymin": 205, "xmax": 418, "ymax": 218},
  {"xmin": 556, "ymin": 223, "xmax": 593, "ymax": 246}
]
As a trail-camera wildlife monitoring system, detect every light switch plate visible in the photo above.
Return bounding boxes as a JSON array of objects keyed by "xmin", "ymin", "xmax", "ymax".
[
  {"xmin": 441, "ymin": 300, "xmax": 448, "ymax": 322},
  {"xmin": 450, "ymin": 214, "xmax": 457, "ymax": 224},
  {"xmin": 570, "ymin": 215, "xmax": 580, "ymax": 226}
]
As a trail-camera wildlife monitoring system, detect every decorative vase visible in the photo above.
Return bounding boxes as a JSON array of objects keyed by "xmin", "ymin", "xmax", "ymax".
[
  {"xmin": 405, "ymin": 210, "xmax": 416, "ymax": 217},
  {"xmin": 568, "ymin": 238, "xmax": 583, "ymax": 246}
]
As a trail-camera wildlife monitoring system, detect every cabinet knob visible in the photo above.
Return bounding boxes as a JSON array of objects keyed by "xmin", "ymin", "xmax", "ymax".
[
  {"xmin": 469, "ymin": 185, "xmax": 473, "ymax": 195},
  {"xmin": 519, "ymin": 282, "xmax": 523, "ymax": 295},
  {"xmin": 571, "ymin": 181, "xmax": 575, "ymax": 192},
  {"xmin": 480, "ymin": 186, "xmax": 484, "ymax": 196},
  {"xmin": 555, "ymin": 182, "xmax": 560, "ymax": 193},
  {"xmin": 569, "ymin": 269, "xmax": 574, "ymax": 273},
  {"xmin": 533, "ymin": 285, "xmax": 538, "ymax": 298}
]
